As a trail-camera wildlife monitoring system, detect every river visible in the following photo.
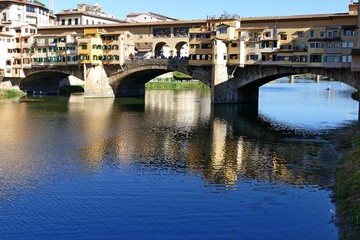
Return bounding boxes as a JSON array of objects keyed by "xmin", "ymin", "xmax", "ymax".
[{"xmin": 0, "ymin": 80, "xmax": 358, "ymax": 239}]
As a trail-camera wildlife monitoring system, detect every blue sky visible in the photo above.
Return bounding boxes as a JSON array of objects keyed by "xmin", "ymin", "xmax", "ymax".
[{"xmin": 53, "ymin": 0, "xmax": 354, "ymax": 20}]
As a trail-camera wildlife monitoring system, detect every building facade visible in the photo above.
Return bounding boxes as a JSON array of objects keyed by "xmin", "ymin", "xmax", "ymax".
[{"xmin": 56, "ymin": 3, "xmax": 127, "ymax": 26}]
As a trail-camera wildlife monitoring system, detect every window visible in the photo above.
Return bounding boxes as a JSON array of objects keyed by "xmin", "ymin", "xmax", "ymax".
[
  {"xmin": 320, "ymin": 32, "xmax": 325, "ymax": 38},
  {"xmin": 75, "ymin": 18, "xmax": 79, "ymax": 25},
  {"xmin": 229, "ymin": 54, "xmax": 238, "ymax": 59},
  {"xmin": 280, "ymin": 34, "xmax": 287, "ymax": 40},
  {"xmin": 219, "ymin": 27, "xmax": 227, "ymax": 34},
  {"xmin": 297, "ymin": 32, "xmax": 304, "ymax": 37},
  {"xmin": 310, "ymin": 30, "xmax": 314, "ymax": 38},
  {"xmin": 310, "ymin": 54, "xmax": 322, "ymax": 63},
  {"xmin": 247, "ymin": 55, "xmax": 258, "ymax": 61},
  {"xmin": 310, "ymin": 42, "xmax": 323, "ymax": 48},
  {"xmin": 82, "ymin": 45, "xmax": 87, "ymax": 50},
  {"xmin": 26, "ymin": 5, "xmax": 35, "ymax": 13},
  {"xmin": 342, "ymin": 42, "xmax": 354, "ymax": 48},
  {"xmin": 344, "ymin": 29, "xmax": 356, "ymax": 36},
  {"xmin": 325, "ymin": 56, "xmax": 340, "ymax": 62},
  {"xmin": 61, "ymin": 19, "xmax": 65, "ymax": 25},
  {"xmin": 68, "ymin": 19, "xmax": 72, "ymax": 25},
  {"xmin": 231, "ymin": 43, "xmax": 237, "ymax": 48},
  {"xmin": 342, "ymin": 55, "xmax": 352, "ymax": 62}
]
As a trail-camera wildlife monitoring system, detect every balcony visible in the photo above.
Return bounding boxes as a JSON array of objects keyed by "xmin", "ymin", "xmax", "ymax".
[
  {"xmin": 293, "ymin": 46, "xmax": 308, "ymax": 52},
  {"xmin": 260, "ymin": 47, "xmax": 278, "ymax": 53}
]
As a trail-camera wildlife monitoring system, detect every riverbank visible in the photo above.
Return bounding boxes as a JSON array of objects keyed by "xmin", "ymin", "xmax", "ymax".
[
  {"xmin": 335, "ymin": 87, "xmax": 360, "ymax": 239},
  {"xmin": 145, "ymin": 81, "xmax": 209, "ymax": 90},
  {"xmin": 0, "ymin": 89, "xmax": 26, "ymax": 98}
]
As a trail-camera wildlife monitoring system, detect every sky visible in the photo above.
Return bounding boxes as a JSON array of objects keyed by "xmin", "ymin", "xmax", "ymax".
[{"xmin": 53, "ymin": 0, "xmax": 354, "ymax": 20}]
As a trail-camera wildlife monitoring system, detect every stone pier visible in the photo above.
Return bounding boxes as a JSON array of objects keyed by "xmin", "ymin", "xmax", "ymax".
[{"xmin": 84, "ymin": 64, "xmax": 115, "ymax": 98}]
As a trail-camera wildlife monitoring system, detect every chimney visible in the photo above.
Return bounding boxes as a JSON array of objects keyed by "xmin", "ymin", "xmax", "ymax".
[{"xmin": 349, "ymin": 1, "xmax": 359, "ymax": 15}]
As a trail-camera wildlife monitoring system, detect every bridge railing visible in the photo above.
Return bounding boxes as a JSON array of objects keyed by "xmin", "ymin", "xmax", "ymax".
[{"xmin": 124, "ymin": 59, "xmax": 190, "ymax": 68}]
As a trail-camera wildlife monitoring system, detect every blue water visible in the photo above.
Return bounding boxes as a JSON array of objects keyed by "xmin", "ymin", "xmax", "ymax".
[{"xmin": 0, "ymin": 81, "xmax": 358, "ymax": 239}]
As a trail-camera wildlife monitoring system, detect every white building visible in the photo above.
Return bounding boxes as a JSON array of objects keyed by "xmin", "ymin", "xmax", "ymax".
[
  {"xmin": 0, "ymin": 0, "xmax": 53, "ymax": 26},
  {"xmin": 0, "ymin": 22, "xmax": 36, "ymax": 78},
  {"xmin": 126, "ymin": 12, "xmax": 177, "ymax": 23},
  {"xmin": 56, "ymin": 3, "xmax": 127, "ymax": 26}
]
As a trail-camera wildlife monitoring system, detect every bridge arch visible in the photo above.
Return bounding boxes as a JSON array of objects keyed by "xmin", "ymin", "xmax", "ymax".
[
  {"xmin": 230, "ymin": 65, "xmax": 359, "ymax": 104},
  {"xmin": 154, "ymin": 42, "xmax": 170, "ymax": 58},
  {"xmin": 20, "ymin": 70, "xmax": 84, "ymax": 93},
  {"xmin": 175, "ymin": 41, "xmax": 188, "ymax": 58},
  {"xmin": 108, "ymin": 60, "xmax": 212, "ymax": 97}
]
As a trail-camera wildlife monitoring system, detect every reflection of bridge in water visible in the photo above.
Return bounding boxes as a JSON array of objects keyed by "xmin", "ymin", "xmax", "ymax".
[
  {"xmin": 0, "ymin": 92, "xmax": 354, "ymax": 197},
  {"xmin": 72, "ymin": 93, "xmax": 349, "ymax": 187}
]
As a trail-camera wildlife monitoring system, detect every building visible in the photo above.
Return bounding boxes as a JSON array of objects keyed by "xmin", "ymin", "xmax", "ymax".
[
  {"xmin": 0, "ymin": 0, "xmax": 54, "ymax": 78},
  {"xmin": 77, "ymin": 28, "xmax": 134, "ymax": 65},
  {"xmin": 188, "ymin": 2, "xmax": 358, "ymax": 69},
  {"xmin": 56, "ymin": 3, "xmax": 127, "ymax": 26},
  {"xmin": 31, "ymin": 31, "xmax": 79, "ymax": 66},
  {"xmin": 0, "ymin": 0, "xmax": 53, "ymax": 26},
  {"xmin": 126, "ymin": 12, "xmax": 177, "ymax": 23}
]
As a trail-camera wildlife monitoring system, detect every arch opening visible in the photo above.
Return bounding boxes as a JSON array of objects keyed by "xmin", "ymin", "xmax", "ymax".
[
  {"xmin": 21, "ymin": 71, "xmax": 84, "ymax": 94},
  {"xmin": 175, "ymin": 41, "xmax": 189, "ymax": 59},
  {"xmin": 154, "ymin": 42, "xmax": 170, "ymax": 59}
]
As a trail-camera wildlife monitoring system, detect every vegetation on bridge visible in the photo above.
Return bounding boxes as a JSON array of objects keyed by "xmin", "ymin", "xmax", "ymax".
[{"xmin": 335, "ymin": 134, "xmax": 360, "ymax": 239}]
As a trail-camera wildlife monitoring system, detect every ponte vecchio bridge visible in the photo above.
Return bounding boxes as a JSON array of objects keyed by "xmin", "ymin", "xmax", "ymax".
[{"xmin": 20, "ymin": 2, "xmax": 360, "ymax": 105}]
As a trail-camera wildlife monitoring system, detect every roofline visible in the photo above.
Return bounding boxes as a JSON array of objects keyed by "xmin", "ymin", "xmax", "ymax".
[
  {"xmin": 38, "ymin": 19, "xmax": 207, "ymax": 30},
  {"xmin": 56, "ymin": 11, "xmax": 127, "ymax": 23},
  {"xmin": 126, "ymin": 12, "xmax": 178, "ymax": 21},
  {"xmin": 240, "ymin": 13, "xmax": 356, "ymax": 22},
  {"xmin": 0, "ymin": 0, "xmax": 50, "ymax": 11}
]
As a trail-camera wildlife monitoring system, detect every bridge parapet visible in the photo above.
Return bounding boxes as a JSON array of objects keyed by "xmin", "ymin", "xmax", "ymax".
[{"xmin": 124, "ymin": 59, "xmax": 190, "ymax": 70}]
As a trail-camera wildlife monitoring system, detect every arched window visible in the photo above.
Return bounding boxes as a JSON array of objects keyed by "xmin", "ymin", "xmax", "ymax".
[
  {"xmin": 93, "ymin": 55, "xmax": 97, "ymax": 60},
  {"xmin": 92, "ymin": 44, "xmax": 97, "ymax": 49}
]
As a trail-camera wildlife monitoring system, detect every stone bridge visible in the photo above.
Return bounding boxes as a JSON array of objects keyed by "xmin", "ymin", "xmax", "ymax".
[{"xmin": 21, "ymin": 60, "xmax": 360, "ymax": 104}]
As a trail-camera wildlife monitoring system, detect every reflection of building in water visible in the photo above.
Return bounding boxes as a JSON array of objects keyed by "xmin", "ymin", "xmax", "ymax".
[
  {"xmin": 145, "ymin": 90, "xmax": 211, "ymax": 131},
  {"xmin": 77, "ymin": 94, "xmax": 342, "ymax": 188}
]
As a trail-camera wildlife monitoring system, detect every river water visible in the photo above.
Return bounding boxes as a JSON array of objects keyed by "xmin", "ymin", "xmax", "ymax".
[{"xmin": 0, "ymin": 80, "xmax": 358, "ymax": 240}]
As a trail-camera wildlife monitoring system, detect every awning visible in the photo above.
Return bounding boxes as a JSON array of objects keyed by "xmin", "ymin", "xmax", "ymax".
[{"xmin": 135, "ymin": 42, "xmax": 153, "ymax": 52}]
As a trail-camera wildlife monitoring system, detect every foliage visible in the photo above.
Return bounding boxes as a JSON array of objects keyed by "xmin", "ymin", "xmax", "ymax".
[
  {"xmin": 0, "ymin": 89, "xmax": 26, "ymax": 98},
  {"xmin": 334, "ymin": 134, "xmax": 360, "ymax": 239},
  {"xmin": 173, "ymin": 71, "xmax": 193, "ymax": 80},
  {"xmin": 351, "ymin": 91, "xmax": 360, "ymax": 101},
  {"xmin": 145, "ymin": 81, "xmax": 209, "ymax": 90}
]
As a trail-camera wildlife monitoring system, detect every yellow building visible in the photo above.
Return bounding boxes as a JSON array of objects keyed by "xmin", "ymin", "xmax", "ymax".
[
  {"xmin": 78, "ymin": 28, "xmax": 104, "ymax": 65},
  {"xmin": 78, "ymin": 28, "xmax": 134, "ymax": 65}
]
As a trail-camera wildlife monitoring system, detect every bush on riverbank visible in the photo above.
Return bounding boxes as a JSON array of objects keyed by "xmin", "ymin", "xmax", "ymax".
[
  {"xmin": 351, "ymin": 91, "xmax": 359, "ymax": 101},
  {"xmin": 335, "ymin": 134, "xmax": 360, "ymax": 239},
  {"xmin": 173, "ymin": 71, "xmax": 193, "ymax": 80},
  {"xmin": 145, "ymin": 81, "xmax": 209, "ymax": 90},
  {"xmin": 0, "ymin": 89, "xmax": 26, "ymax": 98}
]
